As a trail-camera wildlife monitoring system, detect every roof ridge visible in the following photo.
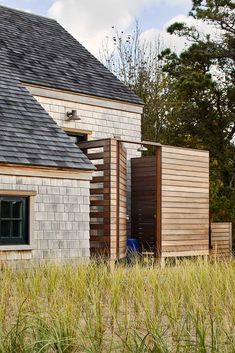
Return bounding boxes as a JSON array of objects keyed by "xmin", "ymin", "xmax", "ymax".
[{"xmin": 0, "ymin": 4, "xmax": 56, "ymax": 22}]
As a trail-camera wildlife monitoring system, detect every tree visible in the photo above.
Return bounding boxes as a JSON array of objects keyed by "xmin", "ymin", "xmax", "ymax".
[
  {"xmin": 100, "ymin": 25, "xmax": 172, "ymax": 144},
  {"xmin": 160, "ymin": 0, "xmax": 235, "ymax": 221},
  {"xmin": 100, "ymin": 1, "xmax": 235, "ymax": 222}
]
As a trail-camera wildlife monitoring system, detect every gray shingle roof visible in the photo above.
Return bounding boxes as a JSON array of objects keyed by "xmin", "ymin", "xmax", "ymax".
[
  {"xmin": 0, "ymin": 5, "xmax": 143, "ymax": 105},
  {"xmin": 0, "ymin": 62, "xmax": 95, "ymax": 170}
]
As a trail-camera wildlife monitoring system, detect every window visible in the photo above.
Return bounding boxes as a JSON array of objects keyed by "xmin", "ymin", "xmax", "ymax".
[
  {"xmin": 0, "ymin": 197, "xmax": 29, "ymax": 245},
  {"xmin": 67, "ymin": 132, "xmax": 88, "ymax": 145}
]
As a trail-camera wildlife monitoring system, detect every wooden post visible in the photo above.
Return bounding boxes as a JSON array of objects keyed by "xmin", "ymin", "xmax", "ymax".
[
  {"xmin": 156, "ymin": 146, "xmax": 162, "ymax": 259},
  {"xmin": 116, "ymin": 140, "xmax": 120, "ymax": 260}
]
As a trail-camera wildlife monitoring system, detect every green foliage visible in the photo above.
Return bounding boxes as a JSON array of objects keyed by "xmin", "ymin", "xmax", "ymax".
[{"xmin": 160, "ymin": 0, "xmax": 235, "ymax": 222}]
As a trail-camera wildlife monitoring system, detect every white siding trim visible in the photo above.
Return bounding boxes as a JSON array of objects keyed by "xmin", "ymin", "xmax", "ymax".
[{"xmin": 25, "ymin": 84, "xmax": 144, "ymax": 114}]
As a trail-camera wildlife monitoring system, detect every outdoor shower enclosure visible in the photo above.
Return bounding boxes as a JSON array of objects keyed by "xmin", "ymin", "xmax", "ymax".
[{"xmin": 79, "ymin": 139, "xmax": 210, "ymax": 260}]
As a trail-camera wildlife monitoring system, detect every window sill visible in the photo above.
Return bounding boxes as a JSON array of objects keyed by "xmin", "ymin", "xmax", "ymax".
[{"xmin": 0, "ymin": 245, "xmax": 34, "ymax": 251}]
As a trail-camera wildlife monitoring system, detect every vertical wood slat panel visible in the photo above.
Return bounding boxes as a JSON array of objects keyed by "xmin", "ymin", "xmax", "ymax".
[
  {"xmin": 161, "ymin": 145, "xmax": 210, "ymax": 257},
  {"xmin": 118, "ymin": 142, "xmax": 127, "ymax": 259},
  {"xmin": 210, "ymin": 222, "xmax": 233, "ymax": 258},
  {"xmin": 131, "ymin": 156, "xmax": 157, "ymax": 252}
]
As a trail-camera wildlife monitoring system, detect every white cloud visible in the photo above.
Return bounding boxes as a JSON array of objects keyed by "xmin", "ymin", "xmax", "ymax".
[
  {"xmin": 48, "ymin": 0, "xmax": 197, "ymax": 56},
  {"xmin": 141, "ymin": 13, "xmax": 222, "ymax": 54},
  {"xmin": 48, "ymin": 0, "xmax": 158, "ymax": 55},
  {"xmin": 48, "ymin": 0, "xmax": 221, "ymax": 57},
  {"xmin": 140, "ymin": 26, "xmax": 188, "ymax": 54},
  {"xmin": 164, "ymin": 0, "xmax": 191, "ymax": 5}
]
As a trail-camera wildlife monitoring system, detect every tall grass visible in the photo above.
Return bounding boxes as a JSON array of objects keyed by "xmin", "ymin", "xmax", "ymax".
[{"xmin": 0, "ymin": 258, "xmax": 234, "ymax": 352}]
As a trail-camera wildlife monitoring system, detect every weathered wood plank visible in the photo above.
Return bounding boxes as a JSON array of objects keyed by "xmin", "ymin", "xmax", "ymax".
[
  {"xmin": 161, "ymin": 145, "xmax": 209, "ymax": 257},
  {"xmin": 162, "ymin": 186, "xmax": 208, "ymax": 193},
  {"xmin": 162, "ymin": 157, "xmax": 209, "ymax": 168},
  {"xmin": 162, "ymin": 145, "xmax": 209, "ymax": 157},
  {"xmin": 210, "ymin": 222, "xmax": 232, "ymax": 258},
  {"xmin": 162, "ymin": 163, "xmax": 208, "ymax": 173},
  {"xmin": 162, "ymin": 250, "xmax": 209, "ymax": 257},
  {"xmin": 162, "ymin": 174, "xmax": 209, "ymax": 183}
]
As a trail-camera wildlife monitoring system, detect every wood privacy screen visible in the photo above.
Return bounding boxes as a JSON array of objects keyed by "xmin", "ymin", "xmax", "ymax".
[
  {"xmin": 161, "ymin": 146, "xmax": 209, "ymax": 257},
  {"xmin": 210, "ymin": 222, "xmax": 232, "ymax": 258},
  {"xmin": 79, "ymin": 139, "xmax": 127, "ymax": 260},
  {"xmin": 131, "ymin": 145, "xmax": 210, "ymax": 258},
  {"xmin": 80, "ymin": 139, "xmax": 210, "ymax": 260}
]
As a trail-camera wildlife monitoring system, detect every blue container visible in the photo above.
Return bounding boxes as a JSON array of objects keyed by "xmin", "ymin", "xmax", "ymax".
[{"xmin": 127, "ymin": 238, "xmax": 140, "ymax": 253}]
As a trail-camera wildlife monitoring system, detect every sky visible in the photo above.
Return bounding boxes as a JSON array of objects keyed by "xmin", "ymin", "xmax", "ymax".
[{"xmin": 0, "ymin": 0, "xmax": 198, "ymax": 57}]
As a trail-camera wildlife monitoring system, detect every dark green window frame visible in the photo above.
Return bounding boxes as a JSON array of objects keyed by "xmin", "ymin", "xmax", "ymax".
[{"xmin": 0, "ymin": 196, "xmax": 29, "ymax": 245}]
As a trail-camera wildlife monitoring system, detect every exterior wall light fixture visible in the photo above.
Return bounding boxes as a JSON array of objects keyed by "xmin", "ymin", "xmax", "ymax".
[
  {"xmin": 137, "ymin": 144, "xmax": 148, "ymax": 152},
  {"xmin": 66, "ymin": 110, "xmax": 81, "ymax": 121}
]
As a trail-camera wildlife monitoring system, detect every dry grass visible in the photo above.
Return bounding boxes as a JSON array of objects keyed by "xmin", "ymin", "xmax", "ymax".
[{"xmin": 0, "ymin": 258, "xmax": 234, "ymax": 352}]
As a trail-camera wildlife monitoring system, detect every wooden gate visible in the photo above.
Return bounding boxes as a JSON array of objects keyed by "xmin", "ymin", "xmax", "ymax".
[{"xmin": 79, "ymin": 139, "xmax": 127, "ymax": 260}]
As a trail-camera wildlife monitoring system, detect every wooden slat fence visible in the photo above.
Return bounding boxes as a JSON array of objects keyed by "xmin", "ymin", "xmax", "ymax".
[
  {"xmin": 210, "ymin": 222, "xmax": 233, "ymax": 258},
  {"xmin": 161, "ymin": 146, "xmax": 210, "ymax": 257}
]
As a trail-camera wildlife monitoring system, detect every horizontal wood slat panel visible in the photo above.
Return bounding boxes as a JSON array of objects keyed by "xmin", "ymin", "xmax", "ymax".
[
  {"xmin": 162, "ymin": 146, "xmax": 209, "ymax": 157},
  {"xmin": 162, "ymin": 203, "xmax": 209, "ymax": 209},
  {"xmin": 162, "ymin": 229, "xmax": 209, "ymax": 235},
  {"xmin": 86, "ymin": 152, "xmax": 108, "ymax": 160},
  {"xmin": 162, "ymin": 191, "xmax": 209, "ymax": 198},
  {"xmin": 90, "ymin": 188, "xmax": 110, "ymax": 195},
  {"xmin": 163, "ymin": 224, "xmax": 208, "ymax": 230},
  {"xmin": 162, "ymin": 152, "xmax": 209, "ymax": 163},
  {"xmin": 162, "ymin": 240, "xmax": 209, "ymax": 246},
  {"xmin": 163, "ymin": 197, "xmax": 209, "ymax": 203},
  {"xmin": 163, "ymin": 180, "xmax": 209, "ymax": 188},
  {"xmin": 161, "ymin": 146, "xmax": 209, "ymax": 257},
  {"xmin": 91, "ymin": 200, "xmax": 110, "ymax": 206},
  {"xmin": 162, "ymin": 174, "xmax": 209, "ymax": 183},
  {"xmin": 162, "ymin": 244, "xmax": 208, "ymax": 252},
  {"xmin": 90, "ymin": 236, "xmax": 110, "ymax": 242},
  {"xmin": 162, "ymin": 186, "xmax": 208, "ymax": 193},
  {"xmin": 162, "ymin": 213, "xmax": 209, "ymax": 219},
  {"xmin": 162, "ymin": 169, "xmax": 209, "ymax": 178},
  {"xmin": 163, "ymin": 234, "xmax": 209, "ymax": 241},
  {"xmin": 162, "ymin": 158, "xmax": 209, "ymax": 168},
  {"xmin": 210, "ymin": 222, "xmax": 232, "ymax": 258},
  {"xmin": 162, "ymin": 250, "xmax": 209, "ymax": 257},
  {"xmin": 79, "ymin": 139, "xmax": 110, "ymax": 149},
  {"xmin": 91, "ymin": 176, "xmax": 109, "ymax": 183},
  {"xmin": 162, "ymin": 163, "xmax": 208, "ymax": 173},
  {"xmin": 162, "ymin": 219, "xmax": 209, "ymax": 225}
]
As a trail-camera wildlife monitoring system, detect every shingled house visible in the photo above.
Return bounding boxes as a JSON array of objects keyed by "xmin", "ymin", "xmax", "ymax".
[
  {"xmin": 0, "ymin": 6, "xmax": 143, "ymax": 266},
  {"xmin": 1, "ymin": 6, "xmax": 230, "ymax": 264}
]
